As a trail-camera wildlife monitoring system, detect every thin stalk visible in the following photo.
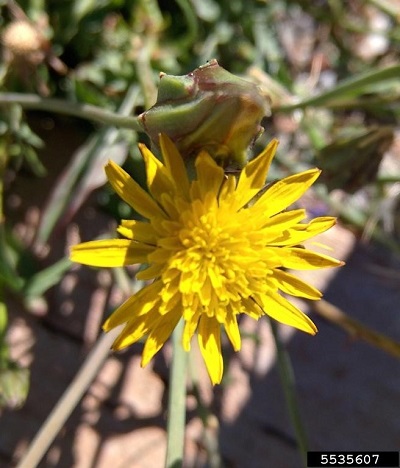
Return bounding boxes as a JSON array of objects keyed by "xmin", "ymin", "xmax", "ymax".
[
  {"xmin": 165, "ymin": 319, "xmax": 187, "ymax": 468},
  {"xmin": 175, "ymin": 0, "xmax": 199, "ymax": 49},
  {"xmin": 134, "ymin": 0, "xmax": 162, "ymax": 108},
  {"xmin": 310, "ymin": 299, "xmax": 400, "ymax": 359},
  {"xmin": 0, "ymin": 93, "xmax": 143, "ymax": 131},
  {"xmin": 0, "ymin": 145, "xmax": 8, "ymax": 361},
  {"xmin": 188, "ymin": 350, "xmax": 221, "ymax": 468},
  {"xmin": 16, "ymin": 326, "xmax": 123, "ymax": 468},
  {"xmin": 269, "ymin": 319, "xmax": 308, "ymax": 468},
  {"xmin": 275, "ymin": 65, "xmax": 400, "ymax": 112},
  {"xmin": 134, "ymin": 44, "xmax": 158, "ymax": 109}
]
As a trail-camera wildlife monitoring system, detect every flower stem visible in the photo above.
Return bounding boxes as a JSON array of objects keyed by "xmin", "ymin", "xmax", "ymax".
[
  {"xmin": 269, "ymin": 319, "xmax": 308, "ymax": 468},
  {"xmin": 16, "ymin": 326, "xmax": 123, "ymax": 468},
  {"xmin": 165, "ymin": 319, "xmax": 187, "ymax": 468},
  {"xmin": 0, "ymin": 93, "xmax": 143, "ymax": 131},
  {"xmin": 188, "ymin": 350, "xmax": 221, "ymax": 468},
  {"xmin": 274, "ymin": 64, "xmax": 400, "ymax": 112}
]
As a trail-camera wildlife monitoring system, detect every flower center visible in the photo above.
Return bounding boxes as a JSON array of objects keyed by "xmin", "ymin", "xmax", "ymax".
[
  {"xmin": 182, "ymin": 209, "xmax": 229, "ymax": 265},
  {"xmin": 158, "ymin": 198, "xmax": 269, "ymax": 323}
]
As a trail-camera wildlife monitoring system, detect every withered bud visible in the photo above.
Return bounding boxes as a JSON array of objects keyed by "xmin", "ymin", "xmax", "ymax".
[{"xmin": 139, "ymin": 59, "xmax": 270, "ymax": 167}]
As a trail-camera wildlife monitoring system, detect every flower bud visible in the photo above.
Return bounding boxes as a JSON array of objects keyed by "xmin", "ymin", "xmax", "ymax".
[
  {"xmin": 317, "ymin": 126, "xmax": 394, "ymax": 193},
  {"xmin": 138, "ymin": 59, "xmax": 270, "ymax": 166},
  {"xmin": 2, "ymin": 20, "xmax": 46, "ymax": 65}
]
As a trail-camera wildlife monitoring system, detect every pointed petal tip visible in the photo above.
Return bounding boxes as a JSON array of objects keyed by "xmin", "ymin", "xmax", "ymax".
[
  {"xmin": 104, "ymin": 159, "xmax": 120, "ymax": 177},
  {"xmin": 269, "ymin": 138, "xmax": 279, "ymax": 150},
  {"xmin": 159, "ymin": 133, "xmax": 178, "ymax": 158},
  {"xmin": 208, "ymin": 364, "xmax": 223, "ymax": 385},
  {"xmin": 140, "ymin": 354, "xmax": 150, "ymax": 368},
  {"xmin": 102, "ymin": 321, "xmax": 111, "ymax": 333},
  {"xmin": 110, "ymin": 338, "xmax": 124, "ymax": 352},
  {"xmin": 309, "ymin": 326, "xmax": 318, "ymax": 336},
  {"xmin": 210, "ymin": 376, "xmax": 222, "ymax": 386},
  {"xmin": 299, "ymin": 317, "xmax": 318, "ymax": 335},
  {"xmin": 159, "ymin": 133, "xmax": 173, "ymax": 146}
]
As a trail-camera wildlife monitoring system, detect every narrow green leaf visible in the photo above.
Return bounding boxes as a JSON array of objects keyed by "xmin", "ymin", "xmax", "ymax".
[
  {"xmin": 22, "ymin": 257, "xmax": 72, "ymax": 299},
  {"xmin": 276, "ymin": 65, "xmax": 400, "ymax": 111}
]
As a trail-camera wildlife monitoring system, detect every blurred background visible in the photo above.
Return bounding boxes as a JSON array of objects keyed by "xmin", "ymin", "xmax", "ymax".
[{"xmin": 0, "ymin": 0, "xmax": 399, "ymax": 466}]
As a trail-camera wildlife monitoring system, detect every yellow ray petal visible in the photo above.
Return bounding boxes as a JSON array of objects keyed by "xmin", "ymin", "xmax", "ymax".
[
  {"xmin": 159, "ymin": 134, "xmax": 190, "ymax": 198},
  {"xmin": 136, "ymin": 263, "xmax": 164, "ymax": 281},
  {"xmin": 218, "ymin": 174, "xmax": 237, "ymax": 203},
  {"xmin": 105, "ymin": 160, "xmax": 165, "ymax": 219},
  {"xmin": 141, "ymin": 308, "xmax": 182, "ymax": 366},
  {"xmin": 232, "ymin": 139, "xmax": 278, "ymax": 210},
  {"xmin": 254, "ymin": 209, "xmax": 306, "ymax": 238},
  {"xmin": 269, "ymin": 217, "xmax": 336, "ymax": 246},
  {"xmin": 191, "ymin": 151, "xmax": 225, "ymax": 200},
  {"xmin": 182, "ymin": 309, "xmax": 201, "ymax": 351},
  {"xmin": 198, "ymin": 315, "xmax": 223, "ymax": 385},
  {"xmin": 111, "ymin": 316, "xmax": 150, "ymax": 350},
  {"xmin": 117, "ymin": 219, "xmax": 158, "ymax": 243},
  {"xmin": 224, "ymin": 310, "xmax": 241, "ymax": 351},
  {"xmin": 273, "ymin": 269, "xmax": 322, "ymax": 300},
  {"xmin": 280, "ymin": 247, "xmax": 343, "ymax": 270},
  {"xmin": 139, "ymin": 143, "xmax": 176, "ymax": 201},
  {"xmin": 70, "ymin": 239, "xmax": 154, "ymax": 267},
  {"xmin": 254, "ymin": 168, "xmax": 321, "ymax": 217},
  {"xmin": 103, "ymin": 281, "xmax": 163, "ymax": 330},
  {"xmin": 242, "ymin": 297, "xmax": 264, "ymax": 319},
  {"xmin": 262, "ymin": 209, "xmax": 306, "ymax": 227},
  {"xmin": 260, "ymin": 292, "xmax": 317, "ymax": 334}
]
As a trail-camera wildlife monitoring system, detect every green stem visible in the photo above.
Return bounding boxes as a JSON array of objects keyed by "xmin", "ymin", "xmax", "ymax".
[
  {"xmin": 376, "ymin": 175, "xmax": 400, "ymax": 185},
  {"xmin": 165, "ymin": 319, "xmax": 187, "ymax": 468},
  {"xmin": 188, "ymin": 350, "xmax": 221, "ymax": 468},
  {"xmin": 275, "ymin": 65, "xmax": 400, "ymax": 112},
  {"xmin": 16, "ymin": 326, "xmax": 123, "ymax": 468},
  {"xmin": 269, "ymin": 319, "xmax": 308, "ymax": 468},
  {"xmin": 0, "ymin": 93, "xmax": 143, "ymax": 131},
  {"xmin": 366, "ymin": 0, "xmax": 400, "ymax": 18},
  {"xmin": 0, "ymin": 145, "xmax": 8, "ymax": 360},
  {"xmin": 135, "ymin": 0, "xmax": 162, "ymax": 108},
  {"xmin": 175, "ymin": 0, "xmax": 199, "ymax": 49},
  {"xmin": 135, "ymin": 54, "xmax": 157, "ymax": 109}
]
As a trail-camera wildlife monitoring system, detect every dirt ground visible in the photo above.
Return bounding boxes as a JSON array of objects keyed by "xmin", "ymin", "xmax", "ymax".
[{"xmin": 1, "ymin": 115, "xmax": 400, "ymax": 468}]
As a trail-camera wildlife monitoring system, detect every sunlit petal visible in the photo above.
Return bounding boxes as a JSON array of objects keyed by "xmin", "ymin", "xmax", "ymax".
[
  {"xmin": 198, "ymin": 315, "xmax": 223, "ymax": 385},
  {"xmin": 231, "ymin": 139, "xmax": 278, "ymax": 210},
  {"xmin": 281, "ymin": 247, "xmax": 343, "ymax": 270},
  {"xmin": 259, "ymin": 292, "xmax": 317, "ymax": 335},
  {"xmin": 159, "ymin": 134, "xmax": 190, "ymax": 198},
  {"xmin": 141, "ymin": 307, "xmax": 182, "ymax": 366},
  {"xmin": 254, "ymin": 168, "xmax": 321, "ymax": 217},
  {"xmin": 70, "ymin": 239, "xmax": 153, "ymax": 267},
  {"xmin": 105, "ymin": 160, "xmax": 165, "ymax": 219}
]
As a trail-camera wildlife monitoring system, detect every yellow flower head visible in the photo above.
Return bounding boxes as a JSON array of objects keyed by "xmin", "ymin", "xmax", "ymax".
[{"xmin": 70, "ymin": 135, "xmax": 342, "ymax": 384}]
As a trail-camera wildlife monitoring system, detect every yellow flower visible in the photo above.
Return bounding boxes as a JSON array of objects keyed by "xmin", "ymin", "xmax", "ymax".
[{"xmin": 70, "ymin": 135, "xmax": 342, "ymax": 384}]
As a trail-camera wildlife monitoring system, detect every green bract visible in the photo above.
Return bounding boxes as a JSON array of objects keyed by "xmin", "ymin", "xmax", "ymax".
[{"xmin": 139, "ymin": 59, "xmax": 270, "ymax": 167}]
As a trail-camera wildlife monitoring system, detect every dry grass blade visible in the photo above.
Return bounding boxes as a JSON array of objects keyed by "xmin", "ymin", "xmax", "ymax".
[{"xmin": 310, "ymin": 299, "xmax": 400, "ymax": 359}]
